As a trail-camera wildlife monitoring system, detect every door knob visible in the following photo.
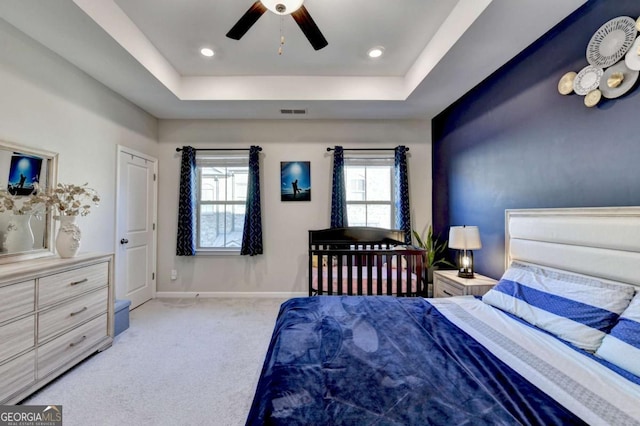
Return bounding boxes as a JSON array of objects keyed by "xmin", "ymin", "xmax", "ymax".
[{"xmin": 120, "ymin": 238, "xmax": 129, "ymax": 244}]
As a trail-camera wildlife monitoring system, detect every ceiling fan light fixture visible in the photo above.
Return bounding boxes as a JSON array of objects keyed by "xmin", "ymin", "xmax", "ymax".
[
  {"xmin": 260, "ymin": 0, "xmax": 304, "ymax": 15},
  {"xmin": 367, "ymin": 46, "xmax": 385, "ymax": 59}
]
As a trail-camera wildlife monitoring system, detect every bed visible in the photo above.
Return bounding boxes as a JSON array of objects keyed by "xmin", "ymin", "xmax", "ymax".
[
  {"xmin": 249, "ymin": 207, "xmax": 640, "ymax": 425},
  {"xmin": 308, "ymin": 227, "xmax": 426, "ymax": 297}
]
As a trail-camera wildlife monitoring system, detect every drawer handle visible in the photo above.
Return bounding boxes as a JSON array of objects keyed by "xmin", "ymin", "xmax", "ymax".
[
  {"xmin": 70, "ymin": 278, "xmax": 89, "ymax": 286},
  {"xmin": 443, "ymin": 290, "xmax": 453, "ymax": 296},
  {"xmin": 69, "ymin": 335, "xmax": 87, "ymax": 347},
  {"xmin": 70, "ymin": 307, "xmax": 88, "ymax": 317}
]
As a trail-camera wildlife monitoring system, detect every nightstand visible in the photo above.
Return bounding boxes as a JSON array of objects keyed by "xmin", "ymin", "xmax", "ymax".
[{"xmin": 433, "ymin": 270, "xmax": 497, "ymax": 297}]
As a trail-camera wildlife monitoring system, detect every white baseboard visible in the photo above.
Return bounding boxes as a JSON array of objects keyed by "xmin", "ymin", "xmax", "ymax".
[{"xmin": 155, "ymin": 291, "xmax": 307, "ymax": 299}]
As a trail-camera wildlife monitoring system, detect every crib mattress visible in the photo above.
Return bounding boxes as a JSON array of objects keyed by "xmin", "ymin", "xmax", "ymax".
[{"xmin": 311, "ymin": 265, "xmax": 419, "ymax": 295}]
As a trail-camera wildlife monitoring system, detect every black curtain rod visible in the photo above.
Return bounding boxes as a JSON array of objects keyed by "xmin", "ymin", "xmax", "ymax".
[
  {"xmin": 326, "ymin": 147, "xmax": 408, "ymax": 152},
  {"xmin": 176, "ymin": 147, "xmax": 262, "ymax": 152}
]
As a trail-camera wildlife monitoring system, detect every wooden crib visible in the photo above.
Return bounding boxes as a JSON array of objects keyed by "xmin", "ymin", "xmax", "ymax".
[{"xmin": 308, "ymin": 227, "xmax": 426, "ymax": 297}]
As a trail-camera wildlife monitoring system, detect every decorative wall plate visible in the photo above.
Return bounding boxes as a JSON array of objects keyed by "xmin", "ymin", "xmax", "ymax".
[
  {"xmin": 573, "ymin": 65, "xmax": 604, "ymax": 95},
  {"xmin": 584, "ymin": 89, "xmax": 601, "ymax": 107},
  {"xmin": 558, "ymin": 71, "xmax": 577, "ymax": 95},
  {"xmin": 586, "ymin": 16, "xmax": 637, "ymax": 68},
  {"xmin": 599, "ymin": 60, "xmax": 639, "ymax": 99},
  {"xmin": 625, "ymin": 36, "xmax": 640, "ymax": 71}
]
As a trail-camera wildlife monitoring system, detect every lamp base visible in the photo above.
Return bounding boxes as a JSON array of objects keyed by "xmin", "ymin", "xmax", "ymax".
[{"xmin": 456, "ymin": 250, "xmax": 475, "ymax": 279}]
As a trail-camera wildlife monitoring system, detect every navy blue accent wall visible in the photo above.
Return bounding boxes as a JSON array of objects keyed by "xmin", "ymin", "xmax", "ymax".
[{"xmin": 433, "ymin": 0, "xmax": 640, "ymax": 279}]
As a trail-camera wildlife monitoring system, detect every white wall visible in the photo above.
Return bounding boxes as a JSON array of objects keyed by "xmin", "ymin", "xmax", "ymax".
[
  {"xmin": 0, "ymin": 18, "xmax": 433, "ymax": 296},
  {"xmin": 0, "ymin": 19, "xmax": 158, "ymax": 256},
  {"xmin": 158, "ymin": 120, "xmax": 432, "ymax": 295}
]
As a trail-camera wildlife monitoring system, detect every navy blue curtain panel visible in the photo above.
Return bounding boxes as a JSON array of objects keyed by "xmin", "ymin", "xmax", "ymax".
[
  {"xmin": 176, "ymin": 146, "xmax": 197, "ymax": 256},
  {"xmin": 241, "ymin": 146, "xmax": 263, "ymax": 256},
  {"xmin": 395, "ymin": 146, "xmax": 411, "ymax": 244},
  {"xmin": 330, "ymin": 146, "xmax": 348, "ymax": 228}
]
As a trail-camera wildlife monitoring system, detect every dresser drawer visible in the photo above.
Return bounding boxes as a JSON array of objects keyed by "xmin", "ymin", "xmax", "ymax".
[
  {"xmin": 435, "ymin": 277, "xmax": 464, "ymax": 297},
  {"xmin": 0, "ymin": 350, "xmax": 35, "ymax": 403},
  {"xmin": 38, "ymin": 262, "xmax": 109, "ymax": 307},
  {"xmin": 0, "ymin": 280, "xmax": 35, "ymax": 324},
  {"xmin": 0, "ymin": 315, "xmax": 35, "ymax": 363},
  {"xmin": 37, "ymin": 314, "xmax": 108, "ymax": 379},
  {"xmin": 38, "ymin": 287, "xmax": 109, "ymax": 343}
]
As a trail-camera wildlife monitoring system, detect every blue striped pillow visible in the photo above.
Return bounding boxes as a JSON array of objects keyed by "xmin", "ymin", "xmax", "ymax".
[
  {"xmin": 482, "ymin": 262, "xmax": 635, "ymax": 351},
  {"xmin": 596, "ymin": 293, "xmax": 640, "ymax": 376}
]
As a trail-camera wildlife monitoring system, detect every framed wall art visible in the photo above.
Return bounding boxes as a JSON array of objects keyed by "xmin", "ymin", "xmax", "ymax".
[
  {"xmin": 281, "ymin": 161, "xmax": 311, "ymax": 201},
  {"xmin": 6, "ymin": 154, "xmax": 43, "ymax": 195}
]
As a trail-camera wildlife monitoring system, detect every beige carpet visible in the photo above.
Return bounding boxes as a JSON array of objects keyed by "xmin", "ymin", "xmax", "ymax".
[{"xmin": 23, "ymin": 297, "xmax": 287, "ymax": 426}]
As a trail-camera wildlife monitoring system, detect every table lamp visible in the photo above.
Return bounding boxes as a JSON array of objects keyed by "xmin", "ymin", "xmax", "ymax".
[{"xmin": 448, "ymin": 225, "xmax": 482, "ymax": 278}]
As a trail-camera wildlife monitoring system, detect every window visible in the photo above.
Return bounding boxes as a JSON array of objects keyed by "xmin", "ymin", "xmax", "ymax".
[
  {"xmin": 345, "ymin": 156, "xmax": 394, "ymax": 228},
  {"xmin": 196, "ymin": 154, "xmax": 248, "ymax": 251}
]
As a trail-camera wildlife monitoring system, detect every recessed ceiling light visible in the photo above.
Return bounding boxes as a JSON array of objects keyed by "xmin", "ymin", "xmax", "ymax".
[
  {"xmin": 200, "ymin": 47, "xmax": 215, "ymax": 57},
  {"xmin": 367, "ymin": 46, "xmax": 385, "ymax": 59}
]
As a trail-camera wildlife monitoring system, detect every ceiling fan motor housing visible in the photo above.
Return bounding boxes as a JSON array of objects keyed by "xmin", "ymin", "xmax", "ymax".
[{"xmin": 261, "ymin": 0, "xmax": 304, "ymax": 15}]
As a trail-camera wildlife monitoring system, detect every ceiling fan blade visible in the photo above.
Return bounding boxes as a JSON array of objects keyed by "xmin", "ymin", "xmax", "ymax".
[
  {"xmin": 226, "ymin": 1, "xmax": 267, "ymax": 40},
  {"xmin": 291, "ymin": 5, "xmax": 328, "ymax": 50}
]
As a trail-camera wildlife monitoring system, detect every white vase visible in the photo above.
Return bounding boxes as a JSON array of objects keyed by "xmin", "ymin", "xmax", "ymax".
[
  {"xmin": 4, "ymin": 214, "xmax": 35, "ymax": 253},
  {"xmin": 56, "ymin": 216, "xmax": 81, "ymax": 258}
]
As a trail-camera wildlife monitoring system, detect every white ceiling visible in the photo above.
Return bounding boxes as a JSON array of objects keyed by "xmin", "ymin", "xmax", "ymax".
[{"xmin": 0, "ymin": 0, "xmax": 587, "ymax": 120}]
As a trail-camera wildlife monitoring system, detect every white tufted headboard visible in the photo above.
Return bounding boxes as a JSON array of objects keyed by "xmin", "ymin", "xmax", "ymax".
[{"xmin": 505, "ymin": 207, "xmax": 640, "ymax": 289}]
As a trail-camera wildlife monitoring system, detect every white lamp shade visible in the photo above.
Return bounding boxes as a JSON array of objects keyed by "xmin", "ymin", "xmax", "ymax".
[
  {"xmin": 448, "ymin": 226, "xmax": 482, "ymax": 250},
  {"xmin": 261, "ymin": 0, "xmax": 304, "ymax": 15}
]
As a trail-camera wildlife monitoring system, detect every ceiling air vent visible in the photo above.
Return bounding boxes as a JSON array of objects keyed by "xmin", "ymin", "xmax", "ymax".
[{"xmin": 280, "ymin": 109, "xmax": 307, "ymax": 115}]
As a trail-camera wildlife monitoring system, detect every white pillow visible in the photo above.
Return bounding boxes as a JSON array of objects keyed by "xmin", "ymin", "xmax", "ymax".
[
  {"xmin": 482, "ymin": 262, "xmax": 635, "ymax": 351},
  {"xmin": 596, "ymin": 292, "xmax": 640, "ymax": 376}
]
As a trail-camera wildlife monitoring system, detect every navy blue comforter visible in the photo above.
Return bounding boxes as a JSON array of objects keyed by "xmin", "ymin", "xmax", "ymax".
[{"xmin": 246, "ymin": 296, "xmax": 585, "ymax": 425}]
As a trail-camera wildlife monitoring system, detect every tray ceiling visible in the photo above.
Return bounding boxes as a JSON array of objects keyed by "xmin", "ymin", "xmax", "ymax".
[{"xmin": 0, "ymin": 0, "xmax": 587, "ymax": 119}]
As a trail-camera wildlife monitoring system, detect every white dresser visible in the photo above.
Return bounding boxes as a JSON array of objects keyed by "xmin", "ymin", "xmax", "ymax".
[{"xmin": 0, "ymin": 253, "xmax": 113, "ymax": 404}]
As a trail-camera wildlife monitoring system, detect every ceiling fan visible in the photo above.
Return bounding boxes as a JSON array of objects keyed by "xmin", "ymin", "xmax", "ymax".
[{"xmin": 226, "ymin": 0, "xmax": 328, "ymax": 51}]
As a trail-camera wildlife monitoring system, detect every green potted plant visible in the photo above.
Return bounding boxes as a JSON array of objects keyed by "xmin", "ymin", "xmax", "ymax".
[{"xmin": 413, "ymin": 225, "xmax": 455, "ymax": 284}]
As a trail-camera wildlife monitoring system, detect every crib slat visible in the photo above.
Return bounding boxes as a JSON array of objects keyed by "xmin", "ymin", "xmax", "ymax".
[
  {"xmin": 357, "ymin": 254, "xmax": 363, "ymax": 295},
  {"xmin": 366, "ymin": 253, "xmax": 373, "ymax": 295},
  {"xmin": 376, "ymin": 254, "xmax": 383, "ymax": 295},
  {"xmin": 308, "ymin": 252, "xmax": 313, "ymax": 296},
  {"xmin": 417, "ymin": 254, "xmax": 425, "ymax": 296},
  {"xmin": 347, "ymin": 254, "xmax": 353, "ymax": 295},
  {"xmin": 386, "ymin": 254, "xmax": 393, "ymax": 295},
  {"xmin": 405, "ymin": 256, "xmax": 417, "ymax": 296},
  {"xmin": 327, "ymin": 254, "xmax": 333, "ymax": 296},
  {"xmin": 337, "ymin": 255, "xmax": 343, "ymax": 295},
  {"xmin": 418, "ymin": 254, "xmax": 429, "ymax": 297},
  {"xmin": 396, "ymin": 257, "xmax": 402, "ymax": 296},
  {"xmin": 318, "ymin": 253, "xmax": 324, "ymax": 295}
]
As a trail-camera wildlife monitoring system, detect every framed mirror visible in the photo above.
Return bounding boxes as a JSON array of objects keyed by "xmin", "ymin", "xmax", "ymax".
[{"xmin": 0, "ymin": 140, "xmax": 58, "ymax": 264}]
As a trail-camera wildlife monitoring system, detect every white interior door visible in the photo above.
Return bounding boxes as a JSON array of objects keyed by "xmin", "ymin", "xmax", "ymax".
[{"xmin": 116, "ymin": 147, "xmax": 157, "ymax": 309}]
